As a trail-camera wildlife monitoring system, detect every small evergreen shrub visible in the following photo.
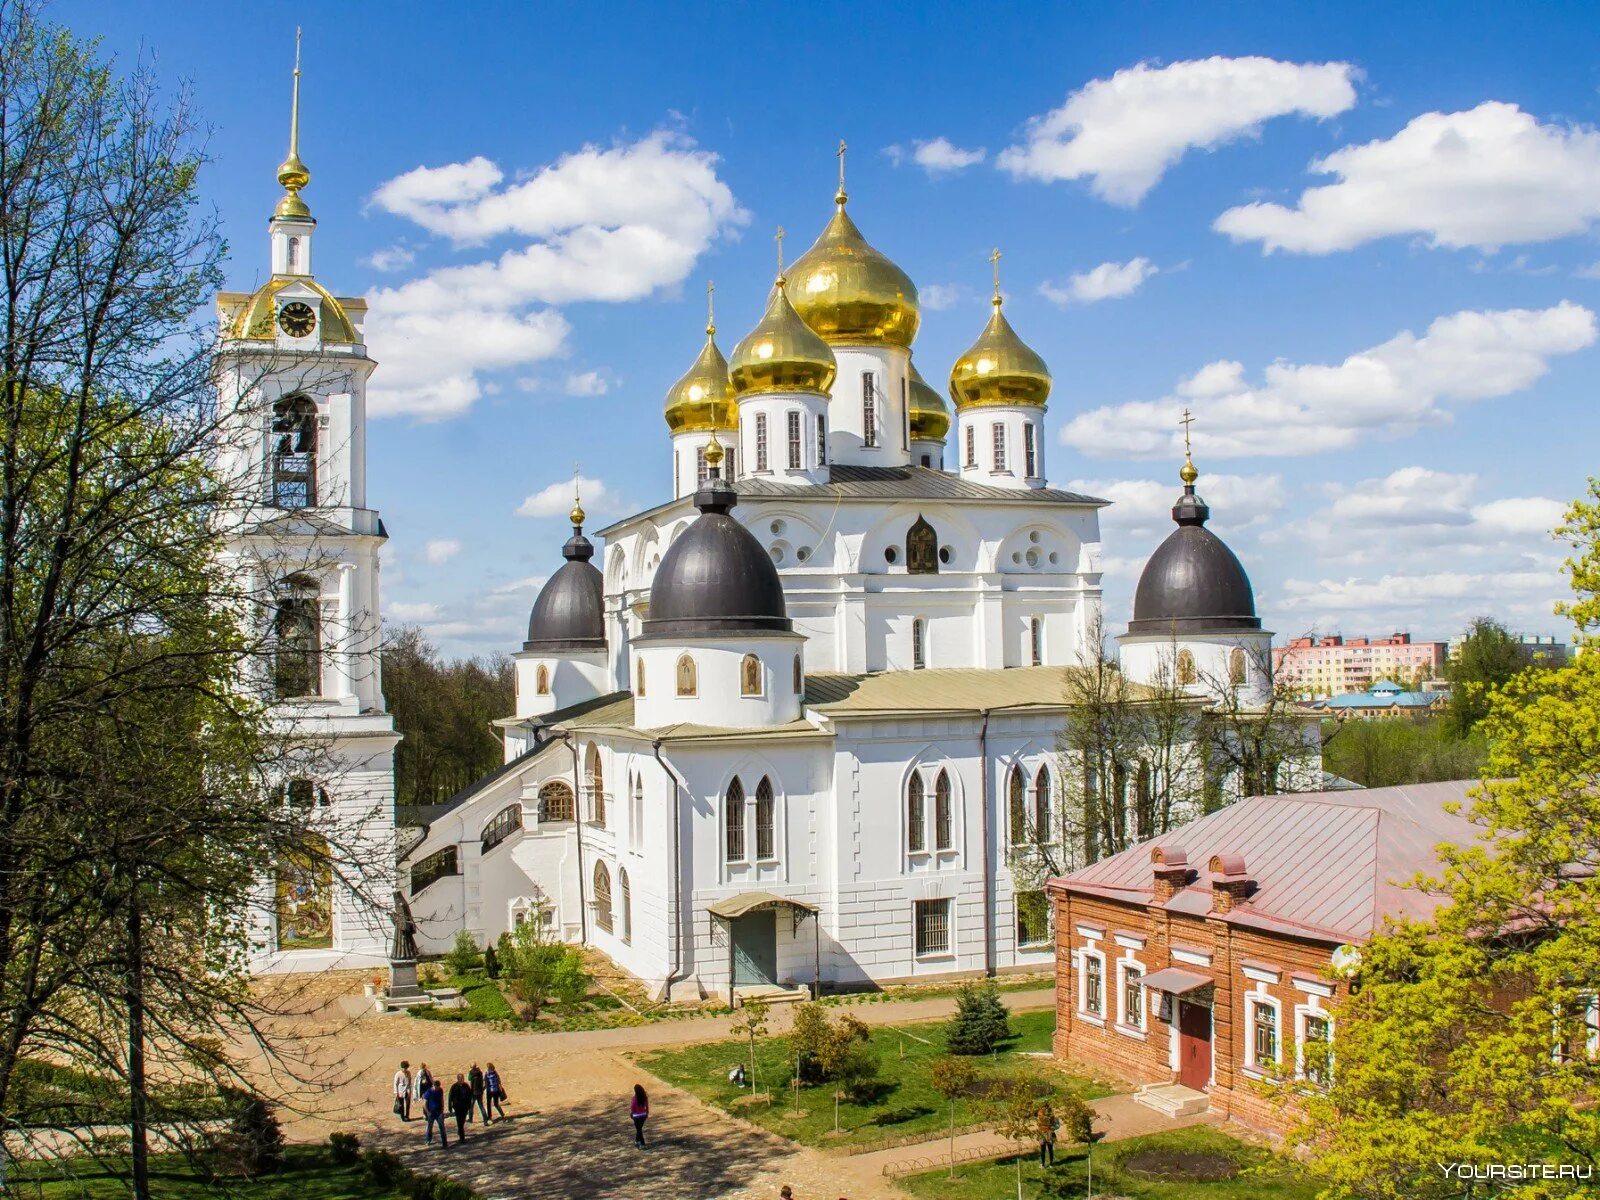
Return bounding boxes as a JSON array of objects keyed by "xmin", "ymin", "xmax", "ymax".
[
  {"xmin": 224, "ymin": 1091, "xmax": 283, "ymax": 1174},
  {"xmin": 362, "ymin": 1147, "xmax": 408, "ymax": 1188},
  {"xmin": 945, "ymin": 980, "xmax": 1013, "ymax": 1055},
  {"xmin": 327, "ymin": 1131, "xmax": 361, "ymax": 1165},
  {"xmin": 444, "ymin": 930, "xmax": 482, "ymax": 976}
]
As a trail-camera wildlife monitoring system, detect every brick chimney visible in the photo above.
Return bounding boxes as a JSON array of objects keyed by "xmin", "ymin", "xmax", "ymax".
[
  {"xmin": 1209, "ymin": 853, "xmax": 1251, "ymax": 913},
  {"xmin": 1150, "ymin": 845, "xmax": 1190, "ymax": 903}
]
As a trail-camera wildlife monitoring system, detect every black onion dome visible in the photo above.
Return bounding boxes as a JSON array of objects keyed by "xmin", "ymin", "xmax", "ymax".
[
  {"xmin": 524, "ymin": 526, "xmax": 606, "ymax": 652},
  {"xmin": 640, "ymin": 474, "xmax": 791, "ymax": 640},
  {"xmin": 1128, "ymin": 483, "xmax": 1260, "ymax": 635}
]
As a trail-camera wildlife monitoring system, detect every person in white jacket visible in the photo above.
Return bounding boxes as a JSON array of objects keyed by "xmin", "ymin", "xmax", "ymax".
[{"xmin": 393, "ymin": 1060, "xmax": 414, "ymax": 1121}]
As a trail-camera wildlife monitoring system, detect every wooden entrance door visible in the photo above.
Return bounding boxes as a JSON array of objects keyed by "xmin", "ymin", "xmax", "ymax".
[{"xmin": 1177, "ymin": 1000, "xmax": 1212, "ymax": 1090}]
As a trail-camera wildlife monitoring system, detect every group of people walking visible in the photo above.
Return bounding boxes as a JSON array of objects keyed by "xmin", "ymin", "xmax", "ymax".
[{"xmin": 391, "ymin": 1059, "xmax": 507, "ymax": 1148}]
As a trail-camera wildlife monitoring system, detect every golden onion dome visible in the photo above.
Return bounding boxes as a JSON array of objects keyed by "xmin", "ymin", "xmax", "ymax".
[
  {"xmin": 663, "ymin": 323, "xmax": 736, "ymax": 435},
  {"xmin": 730, "ymin": 277, "xmax": 838, "ymax": 397},
  {"xmin": 273, "ymin": 36, "xmax": 313, "ymax": 221},
  {"xmin": 949, "ymin": 295, "xmax": 1052, "ymax": 411},
  {"xmin": 907, "ymin": 360, "xmax": 951, "ymax": 442},
  {"xmin": 785, "ymin": 199, "xmax": 920, "ymax": 349}
]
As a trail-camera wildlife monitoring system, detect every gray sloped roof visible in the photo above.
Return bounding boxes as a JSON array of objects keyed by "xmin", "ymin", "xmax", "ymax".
[
  {"xmin": 596, "ymin": 465, "xmax": 1106, "ymax": 536},
  {"xmin": 1051, "ymin": 780, "xmax": 1484, "ymax": 945}
]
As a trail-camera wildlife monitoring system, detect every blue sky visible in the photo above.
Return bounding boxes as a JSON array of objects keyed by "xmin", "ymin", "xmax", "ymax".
[{"xmin": 63, "ymin": 1, "xmax": 1600, "ymax": 657}]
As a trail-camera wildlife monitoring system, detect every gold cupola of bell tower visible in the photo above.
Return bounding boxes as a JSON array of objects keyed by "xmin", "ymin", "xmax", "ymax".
[{"xmin": 274, "ymin": 29, "xmax": 313, "ymax": 221}]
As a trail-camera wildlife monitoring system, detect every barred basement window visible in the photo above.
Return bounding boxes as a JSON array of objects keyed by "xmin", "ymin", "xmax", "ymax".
[
  {"xmin": 270, "ymin": 395, "xmax": 317, "ymax": 508},
  {"xmin": 755, "ymin": 413, "xmax": 769, "ymax": 471},
  {"xmin": 1253, "ymin": 1000, "xmax": 1279, "ymax": 1065},
  {"xmin": 816, "ymin": 413, "xmax": 827, "ymax": 465},
  {"xmin": 992, "ymin": 422, "xmax": 1007, "ymax": 472},
  {"xmin": 725, "ymin": 777, "xmax": 746, "ymax": 864},
  {"xmin": 410, "ymin": 847, "xmax": 459, "ymax": 896},
  {"xmin": 593, "ymin": 861, "xmax": 613, "ymax": 934},
  {"xmin": 538, "ymin": 780, "xmax": 574, "ymax": 822},
  {"xmin": 914, "ymin": 898, "xmax": 951, "ymax": 956},
  {"xmin": 934, "ymin": 770, "xmax": 952, "ymax": 850},
  {"xmin": 755, "ymin": 777, "xmax": 776, "ymax": 861},
  {"xmin": 907, "ymin": 772, "xmax": 926, "ymax": 853},
  {"xmin": 1017, "ymin": 889, "xmax": 1050, "ymax": 947},
  {"xmin": 481, "ymin": 804, "xmax": 522, "ymax": 855},
  {"xmin": 1024, "ymin": 422, "xmax": 1037, "ymax": 477},
  {"xmin": 1084, "ymin": 955, "xmax": 1104, "ymax": 1015},
  {"xmin": 863, "ymin": 372, "xmax": 878, "ymax": 447},
  {"xmin": 1122, "ymin": 964, "xmax": 1145, "ymax": 1028},
  {"xmin": 964, "ymin": 424, "xmax": 976, "ymax": 468},
  {"xmin": 787, "ymin": 409, "xmax": 802, "ymax": 469}
]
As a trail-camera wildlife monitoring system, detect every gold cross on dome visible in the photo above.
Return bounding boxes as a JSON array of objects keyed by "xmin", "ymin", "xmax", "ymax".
[
  {"xmin": 1180, "ymin": 407, "xmax": 1195, "ymax": 457},
  {"xmin": 706, "ymin": 280, "xmax": 716, "ymax": 335},
  {"xmin": 776, "ymin": 226, "xmax": 786, "ymax": 279},
  {"xmin": 990, "ymin": 247, "xmax": 1003, "ymax": 304},
  {"xmin": 836, "ymin": 139, "xmax": 848, "ymax": 203}
]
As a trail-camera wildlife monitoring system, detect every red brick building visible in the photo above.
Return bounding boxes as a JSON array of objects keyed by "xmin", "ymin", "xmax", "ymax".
[{"xmin": 1047, "ymin": 780, "xmax": 1481, "ymax": 1135}]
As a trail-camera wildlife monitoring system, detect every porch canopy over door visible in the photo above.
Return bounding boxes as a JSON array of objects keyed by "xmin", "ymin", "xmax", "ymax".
[{"xmin": 707, "ymin": 891, "xmax": 821, "ymax": 1003}]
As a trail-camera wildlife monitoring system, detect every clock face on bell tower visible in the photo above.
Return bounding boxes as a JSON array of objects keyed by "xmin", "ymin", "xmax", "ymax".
[{"xmin": 278, "ymin": 301, "xmax": 317, "ymax": 338}]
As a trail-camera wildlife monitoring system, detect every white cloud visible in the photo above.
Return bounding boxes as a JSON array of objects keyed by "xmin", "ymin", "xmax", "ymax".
[
  {"xmin": 1061, "ymin": 302, "xmax": 1596, "ymax": 459},
  {"xmin": 998, "ymin": 57, "xmax": 1358, "ymax": 205},
  {"xmin": 516, "ymin": 475, "xmax": 616, "ymax": 519},
  {"xmin": 364, "ymin": 244, "xmax": 415, "ymax": 272},
  {"xmin": 564, "ymin": 370, "xmax": 612, "ymax": 397},
  {"xmin": 909, "ymin": 137, "xmax": 986, "ymax": 174},
  {"xmin": 919, "ymin": 283, "xmax": 963, "ymax": 311},
  {"xmin": 424, "ymin": 538, "xmax": 462, "ymax": 565},
  {"xmin": 365, "ymin": 131, "xmax": 745, "ymax": 420},
  {"xmin": 387, "ymin": 601, "xmax": 441, "ymax": 621},
  {"xmin": 1041, "ymin": 257, "xmax": 1158, "ymax": 306},
  {"xmin": 1216, "ymin": 102, "xmax": 1600, "ymax": 254},
  {"xmin": 1071, "ymin": 474, "xmax": 1287, "ymax": 541},
  {"xmin": 1278, "ymin": 570, "xmax": 1559, "ymax": 618}
]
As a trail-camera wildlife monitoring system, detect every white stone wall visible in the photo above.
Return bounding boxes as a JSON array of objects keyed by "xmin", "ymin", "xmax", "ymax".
[
  {"xmin": 956, "ymin": 404, "xmax": 1048, "ymax": 490},
  {"xmin": 825, "ymin": 345, "xmax": 912, "ymax": 467}
]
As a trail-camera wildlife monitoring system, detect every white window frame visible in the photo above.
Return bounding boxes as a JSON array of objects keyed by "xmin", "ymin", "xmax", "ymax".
[
  {"xmin": 862, "ymin": 372, "xmax": 878, "ymax": 448},
  {"xmin": 991, "ymin": 421, "xmax": 1007, "ymax": 472},
  {"xmin": 1078, "ymin": 945, "xmax": 1107, "ymax": 1022},
  {"xmin": 1244, "ymin": 990, "xmax": 1283, "ymax": 1074},
  {"xmin": 1295, "ymin": 1002, "xmax": 1333, "ymax": 1086},
  {"xmin": 913, "ymin": 897, "xmax": 953, "ymax": 958},
  {"xmin": 1023, "ymin": 421, "xmax": 1037, "ymax": 477},
  {"xmin": 755, "ymin": 413, "xmax": 769, "ymax": 472},
  {"xmin": 912, "ymin": 616, "xmax": 926, "ymax": 670},
  {"xmin": 786, "ymin": 409, "xmax": 802, "ymax": 469},
  {"xmin": 816, "ymin": 413, "xmax": 827, "ymax": 465},
  {"xmin": 964, "ymin": 424, "xmax": 976, "ymax": 468},
  {"xmin": 1116, "ymin": 957, "xmax": 1146, "ymax": 1036}
]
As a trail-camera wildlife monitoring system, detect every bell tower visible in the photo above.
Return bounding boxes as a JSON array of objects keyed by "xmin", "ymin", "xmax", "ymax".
[{"xmin": 215, "ymin": 32, "xmax": 398, "ymax": 973}]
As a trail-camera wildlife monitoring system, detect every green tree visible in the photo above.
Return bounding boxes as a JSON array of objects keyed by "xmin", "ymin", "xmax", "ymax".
[
  {"xmin": 383, "ymin": 625, "xmax": 513, "ymax": 807},
  {"xmin": 929, "ymin": 1056, "xmax": 979, "ymax": 1178},
  {"xmin": 1320, "ymin": 716, "xmax": 1488, "ymax": 788},
  {"xmin": 500, "ymin": 919, "xmax": 588, "ymax": 1019},
  {"xmin": 444, "ymin": 930, "xmax": 482, "ymax": 977},
  {"xmin": 729, "ymin": 995, "xmax": 771, "ymax": 1101},
  {"xmin": 945, "ymin": 980, "xmax": 1013, "ymax": 1055},
  {"xmin": 1445, "ymin": 615, "xmax": 1527, "ymax": 735},
  {"xmin": 1286, "ymin": 483, "xmax": 1600, "ymax": 1199}
]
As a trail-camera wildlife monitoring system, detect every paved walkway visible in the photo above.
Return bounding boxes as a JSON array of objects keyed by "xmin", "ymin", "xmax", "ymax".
[{"xmin": 262, "ymin": 985, "xmax": 1059, "ymax": 1199}]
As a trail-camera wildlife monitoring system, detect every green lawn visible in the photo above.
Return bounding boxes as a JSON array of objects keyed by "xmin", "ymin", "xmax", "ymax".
[
  {"xmin": 636, "ymin": 1008, "xmax": 1113, "ymax": 1150},
  {"xmin": 15, "ymin": 1145, "xmax": 402, "ymax": 1198},
  {"xmin": 898, "ymin": 1127, "xmax": 1321, "ymax": 1200}
]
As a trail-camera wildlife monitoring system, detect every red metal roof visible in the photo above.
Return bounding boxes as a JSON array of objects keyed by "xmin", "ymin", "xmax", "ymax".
[{"xmin": 1050, "ymin": 781, "xmax": 1485, "ymax": 945}]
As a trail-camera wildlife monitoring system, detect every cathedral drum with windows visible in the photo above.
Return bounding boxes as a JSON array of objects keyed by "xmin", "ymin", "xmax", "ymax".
[
  {"xmin": 215, "ymin": 51, "xmax": 398, "ymax": 973},
  {"xmin": 390, "ymin": 149, "xmax": 1315, "ymax": 1000}
]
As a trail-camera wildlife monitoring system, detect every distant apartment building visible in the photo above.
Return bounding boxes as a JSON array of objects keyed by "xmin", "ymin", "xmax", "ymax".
[
  {"xmin": 1274, "ymin": 633, "xmax": 1447, "ymax": 698},
  {"xmin": 1446, "ymin": 632, "xmax": 1569, "ymax": 668}
]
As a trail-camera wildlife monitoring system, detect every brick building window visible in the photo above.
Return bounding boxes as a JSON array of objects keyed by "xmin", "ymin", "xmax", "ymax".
[
  {"xmin": 1301, "ymin": 1012, "xmax": 1332, "ymax": 1086},
  {"xmin": 1250, "ymin": 998, "xmax": 1280, "ymax": 1068},
  {"xmin": 914, "ymin": 898, "xmax": 951, "ymax": 956},
  {"xmin": 1082, "ymin": 953, "xmax": 1104, "ymax": 1016},
  {"xmin": 1119, "ymin": 963, "xmax": 1145, "ymax": 1030}
]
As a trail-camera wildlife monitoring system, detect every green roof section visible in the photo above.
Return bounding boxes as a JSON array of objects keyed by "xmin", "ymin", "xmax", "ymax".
[{"xmin": 806, "ymin": 665, "xmax": 1163, "ymax": 715}]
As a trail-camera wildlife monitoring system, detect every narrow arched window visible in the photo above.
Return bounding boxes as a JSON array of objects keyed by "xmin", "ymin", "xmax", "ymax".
[
  {"xmin": 755, "ymin": 412, "xmax": 769, "ymax": 471},
  {"xmin": 536, "ymin": 664, "xmax": 550, "ymax": 695},
  {"xmin": 585, "ymin": 743, "xmax": 605, "ymax": 826},
  {"xmin": 593, "ymin": 861, "xmax": 613, "ymax": 934},
  {"xmin": 741, "ymin": 653, "xmax": 763, "ymax": 697},
  {"xmin": 725, "ymin": 777, "xmax": 746, "ymax": 864},
  {"xmin": 1029, "ymin": 617, "xmax": 1043, "ymax": 667},
  {"xmin": 935, "ymin": 770, "xmax": 953, "ymax": 850},
  {"xmin": 755, "ymin": 777, "xmax": 776, "ymax": 861},
  {"xmin": 618, "ymin": 867, "xmax": 632, "ymax": 943},
  {"xmin": 1008, "ymin": 766, "xmax": 1027, "ymax": 845},
  {"xmin": 1177, "ymin": 649, "xmax": 1197, "ymax": 686},
  {"xmin": 912, "ymin": 618, "xmax": 926, "ymax": 670},
  {"xmin": 793, "ymin": 653, "xmax": 802, "ymax": 694},
  {"xmin": 635, "ymin": 657, "xmax": 646, "ymax": 696},
  {"xmin": 787, "ymin": 409, "xmax": 802, "ymax": 469},
  {"xmin": 907, "ymin": 772, "xmax": 926, "ymax": 853},
  {"xmin": 481, "ymin": 804, "xmax": 522, "ymax": 854},
  {"xmin": 538, "ymin": 780, "xmax": 574, "ymax": 822},
  {"xmin": 1034, "ymin": 766, "xmax": 1052, "ymax": 844},
  {"xmin": 1229, "ymin": 646, "xmax": 1247, "ymax": 686},
  {"xmin": 273, "ymin": 575, "xmax": 321, "ymax": 698},
  {"xmin": 270, "ymin": 395, "xmax": 317, "ymax": 508},
  {"xmin": 676, "ymin": 654, "xmax": 697, "ymax": 697}
]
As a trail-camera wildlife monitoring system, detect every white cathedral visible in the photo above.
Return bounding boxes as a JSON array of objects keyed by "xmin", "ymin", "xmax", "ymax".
[{"xmin": 222, "ymin": 65, "xmax": 1306, "ymax": 991}]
